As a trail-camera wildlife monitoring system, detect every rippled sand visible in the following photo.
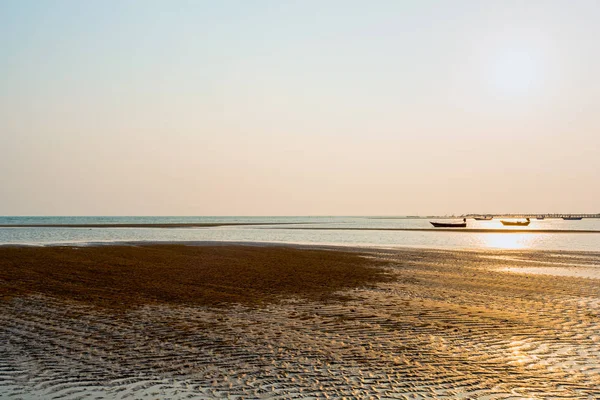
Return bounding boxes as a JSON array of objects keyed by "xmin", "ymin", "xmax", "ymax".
[{"xmin": 2, "ymin": 245, "xmax": 600, "ymax": 399}]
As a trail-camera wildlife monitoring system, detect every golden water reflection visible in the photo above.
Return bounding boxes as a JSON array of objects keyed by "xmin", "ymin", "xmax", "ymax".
[{"xmin": 477, "ymin": 233, "xmax": 537, "ymax": 250}]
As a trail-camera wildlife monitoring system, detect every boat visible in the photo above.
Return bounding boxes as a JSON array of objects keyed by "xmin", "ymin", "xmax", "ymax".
[
  {"xmin": 474, "ymin": 216, "xmax": 493, "ymax": 220},
  {"xmin": 500, "ymin": 218, "xmax": 530, "ymax": 226},
  {"xmin": 536, "ymin": 215, "xmax": 545, "ymax": 220},
  {"xmin": 563, "ymin": 217, "xmax": 582, "ymax": 220},
  {"xmin": 431, "ymin": 218, "xmax": 467, "ymax": 228}
]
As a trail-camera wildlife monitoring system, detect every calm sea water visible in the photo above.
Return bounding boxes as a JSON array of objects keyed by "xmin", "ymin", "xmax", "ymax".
[{"xmin": 1, "ymin": 216, "xmax": 600, "ymax": 252}]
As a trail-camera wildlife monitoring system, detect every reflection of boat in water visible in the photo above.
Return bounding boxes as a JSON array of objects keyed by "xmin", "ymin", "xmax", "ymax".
[
  {"xmin": 474, "ymin": 216, "xmax": 493, "ymax": 220},
  {"xmin": 431, "ymin": 218, "xmax": 467, "ymax": 228},
  {"xmin": 563, "ymin": 217, "xmax": 583, "ymax": 220},
  {"xmin": 501, "ymin": 218, "xmax": 530, "ymax": 226}
]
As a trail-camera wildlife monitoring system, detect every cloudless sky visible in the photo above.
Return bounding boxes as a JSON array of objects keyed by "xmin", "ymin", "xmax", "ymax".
[{"xmin": 1, "ymin": 1, "xmax": 599, "ymax": 215}]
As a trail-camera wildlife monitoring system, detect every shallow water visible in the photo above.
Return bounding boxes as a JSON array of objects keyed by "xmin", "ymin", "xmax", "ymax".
[{"xmin": 1, "ymin": 216, "xmax": 600, "ymax": 251}]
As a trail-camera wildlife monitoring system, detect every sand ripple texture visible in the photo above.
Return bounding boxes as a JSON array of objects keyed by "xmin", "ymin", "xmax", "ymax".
[{"xmin": 2, "ymin": 248, "xmax": 600, "ymax": 399}]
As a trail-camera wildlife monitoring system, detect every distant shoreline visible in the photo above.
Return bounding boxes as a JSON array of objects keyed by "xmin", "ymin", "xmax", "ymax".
[
  {"xmin": 0, "ymin": 222, "xmax": 314, "ymax": 229},
  {"xmin": 2, "ymin": 223, "xmax": 600, "ymax": 234}
]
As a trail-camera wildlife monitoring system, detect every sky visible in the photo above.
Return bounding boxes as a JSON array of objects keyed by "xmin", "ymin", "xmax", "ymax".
[{"xmin": 1, "ymin": 0, "xmax": 599, "ymax": 216}]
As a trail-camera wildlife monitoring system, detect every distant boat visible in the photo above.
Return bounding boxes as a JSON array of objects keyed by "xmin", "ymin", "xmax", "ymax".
[
  {"xmin": 563, "ymin": 217, "xmax": 583, "ymax": 220},
  {"xmin": 431, "ymin": 218, "xmax": 467, "ymax": 228},
  {"xmin": 536, "ymin": 216, "xmax": 545, "ymax": 220},
  {"xmin": 474, "ymin": 216, "xmax": 493, "ymax": 220},
  {"xmin": 501, "ymin": 218, "xmax": 530, "ymax": 226}
]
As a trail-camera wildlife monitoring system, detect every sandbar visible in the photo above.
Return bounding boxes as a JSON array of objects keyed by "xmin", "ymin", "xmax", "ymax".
[{"xmin": 0, "ymin": 222, "xmax": 313, "ymax": 228}]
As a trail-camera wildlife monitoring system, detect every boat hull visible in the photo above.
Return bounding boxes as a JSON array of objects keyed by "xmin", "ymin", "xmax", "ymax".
[
  {"xmin": 431, "ymin": 222, "xmax": 467, "ymax": 228},
  {"xmin": 500, "ymin": 221, "xmax": 530, "ymax": 226}
]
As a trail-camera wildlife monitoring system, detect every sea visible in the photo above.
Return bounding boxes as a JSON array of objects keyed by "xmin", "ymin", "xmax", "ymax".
[{"xmin": 1, "ymin": 216, "xmax": 600, "ymax": 252}]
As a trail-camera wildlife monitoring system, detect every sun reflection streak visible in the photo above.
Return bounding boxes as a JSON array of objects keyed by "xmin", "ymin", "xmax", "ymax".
[
  {"xmin": 478, "ymin": 233, "xmax": 536, "ymax": 250},
  {"xmin": 507, "ymin": 339, "xmax": 538, "ymax": 369}
]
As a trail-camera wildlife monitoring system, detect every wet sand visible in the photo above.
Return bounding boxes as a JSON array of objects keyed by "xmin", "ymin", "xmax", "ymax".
[
  {"xmin": 503, "ymin": 265, "xmax": 600, "ymax": 279},
  {"xmin": 0, "ymin": 245, "xmax": 389, "ymax": 309},
  {"xmin": 2, "ymin": 245, "xmax": 600, "ymax": 399}
]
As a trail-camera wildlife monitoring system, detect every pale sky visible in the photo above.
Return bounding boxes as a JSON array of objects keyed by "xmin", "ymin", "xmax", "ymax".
[{"xmin": 1, "ymin": 1, "xmax": 599, "ymax": 216}]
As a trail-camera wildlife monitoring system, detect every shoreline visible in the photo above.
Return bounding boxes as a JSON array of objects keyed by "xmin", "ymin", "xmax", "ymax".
[
  {"xmin": 0, "ymin": 222, "xmax": 316, "ymax": 228},
  {"xmin": 3, "ymin": 238, "xmax": 600, "ymax": 260},
  {"xmin": 2, "ymin": 241, "xmax": 599, "ymax": 282}
]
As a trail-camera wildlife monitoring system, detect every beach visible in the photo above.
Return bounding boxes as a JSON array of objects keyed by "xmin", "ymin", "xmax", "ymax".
[
  {"xmin": 5, "ymin": 0, "xmax": 600, "ymax": 398},
  {"xmin": 2, "ymin": 244, "xmax": 600, "ymax": 399}
]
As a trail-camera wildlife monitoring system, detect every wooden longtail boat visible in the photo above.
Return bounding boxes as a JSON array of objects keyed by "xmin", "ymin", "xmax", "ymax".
[{"xmin": 431, "ymin": 218, "xmax": 467, "ymax": 228}]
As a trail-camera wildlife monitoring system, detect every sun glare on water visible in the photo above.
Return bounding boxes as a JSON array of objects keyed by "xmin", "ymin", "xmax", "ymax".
[{"xmin": 478, "ymin": 233, "xmax": 534, "ymax": 250}]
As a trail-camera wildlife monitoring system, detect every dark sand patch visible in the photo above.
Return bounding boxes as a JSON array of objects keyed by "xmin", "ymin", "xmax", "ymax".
[{"xmin": 0, "ymin": 245, "xmax": 390, "ymax": 310}]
